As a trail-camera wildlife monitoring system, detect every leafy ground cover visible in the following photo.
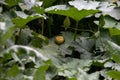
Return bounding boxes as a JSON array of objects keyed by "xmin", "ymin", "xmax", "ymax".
[{"xmin": 0, "ymin": 0, "xmax": 120, "ymax": 80}]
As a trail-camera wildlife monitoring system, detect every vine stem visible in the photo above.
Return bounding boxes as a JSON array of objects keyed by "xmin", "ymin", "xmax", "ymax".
[
  {"xmin": 69, "ymin": 27, "xmax": 94, "ymax": 33},
  {"xmin": 48, "ymin": 15, "xmax": 52, "ymax": 37},
  {"xmin": 41, "ymin": 18, "xmax": 44, "ymax": 35},
  {"xmin": 74, "ymin": 21, "xmax": 79, "ymax": 41}
]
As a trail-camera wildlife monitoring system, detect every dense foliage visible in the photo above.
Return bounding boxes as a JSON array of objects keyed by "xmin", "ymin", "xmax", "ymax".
[{"xmin": 0, "ymin": 0, "xmax": 120, "ymax": 80}]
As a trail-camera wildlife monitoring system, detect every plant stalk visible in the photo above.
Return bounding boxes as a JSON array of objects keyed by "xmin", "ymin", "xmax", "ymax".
[
  {"xmin": 74, "ymin": 21, "xmax": 79, "ymax": 40},
  {"xmin": 48, "ymin": 15, "xmax": 52, "ymax": 37},
  {"xmin": 41, "ymin": 18, "xmax": 44, "ymax": 35}
]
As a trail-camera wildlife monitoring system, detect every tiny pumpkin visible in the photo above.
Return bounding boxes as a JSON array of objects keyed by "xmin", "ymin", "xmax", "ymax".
[{"xmin": 55, "ymin": 35, "xmax": 65, "ymax": 45}]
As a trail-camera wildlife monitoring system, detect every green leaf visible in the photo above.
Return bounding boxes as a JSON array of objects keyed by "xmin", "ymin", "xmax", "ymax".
[
  {"xmin": 59, "ymin": 59, "xmax": 92, "ymax": 71},
  {"xmin": 58, "ymin": 59, "xmax": 92, "ymax": 79},
  {"xmin": 61, "ymin": 31, "xmax": 75, "ymax": 44},
  {"xmin": 6, "ymin": 65, "xmax": 20, "ymax": 77},
  {"xmin": 36, "ymin": 34, "xmax": 49, "ymax": 44},
  {"xmin": 42, "ymin": 0, "xmax": 57, "ymax": 8},
  {"xmin": 109, "ymin": 28, "xmax": 120, "ymax": 36},
  {"xmin": 24, "ymin": 0, "xmax": 35, "ymax": 9},
  {"xmin": 15, "ymin": 28, "xmax": 33, "ymax": 45},
  {"xmin": 69, "ymin": 1, "xmax": 100, "ymax": 10},
  {"xmin": 0, "ymin": 25, "xmax": 15, "ymax": 46},
  {"xmin": 33, "ymin": 6, "xmax": 45, "ymax": 14},
  {"xmin": 111, "ymin": 35, "xmax": 120, "ymax": 45},
  {"xmin": 33, "ymin": 60, "xmax": 51, "ymax": 80},
  {"xmin": 103, "ymin": 16, "xmax": 120, "ymax": 29},
  {"xmin": 32, "ymin": 32, "xmax": 49, "ymax": 44},
  {"xmin": 5, "ymin": 0, "xmax": 22, "ymax": 7},
  {"xmin": 107, "ymin": 40, "xmax": 120, "ymax": 63},
  {"xmin": 15, "ymin": 11, "xmax": 28, "ymax": 19},
  {"xmin": 70, "ymin": 37, "xmax": 95, "ymax": 59},
  {"xmin": 69, "ymin": 77, "xmax": 77, "ymax": 80},
  {"xmin": 98, "ymin": 1, "xmax": 120, "ymax": 20},
  {"xmin": 38, "ymin": 40, "xmax": 62, "ymax": 65},
  {"xmin": 12, "ymin": 15, "xmax": 44, "ymax": 27},
  {"xmin": 107, "ymin": 40, "xmax": 120, "ymax": 52},
  {"xmin": 109, "ymin": 7, "xmax": 120, "ymax": 20},
  {"xmin": 38, "ymin": 32, "xmax": 75, "ymax": 65},
  {"xmin": 112, "ymin": 54, "xmax": 120, "ymax": 63},
  {"xmin": 45, "ymin": 5, "xmax": 69, "ymax": 11},
  {"xmin": 46, "ymin": 7, "xmax": 100, "ymax": 21},
  {"xmin": 107, "ymin": 70, "xmax": 120, "ymax": 80},
  {"xmin": 92, "ymin": 60, "xmax": 105, "ymax": 68},
  {"xmin": 31, "ymin": 38, "xmax": 43, "ymax": 48}
]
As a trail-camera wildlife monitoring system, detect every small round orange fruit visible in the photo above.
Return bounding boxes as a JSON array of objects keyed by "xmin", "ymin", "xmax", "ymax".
[{"xmin": 55, "ymin": 35, "xmax": 65, "ymax": 45}]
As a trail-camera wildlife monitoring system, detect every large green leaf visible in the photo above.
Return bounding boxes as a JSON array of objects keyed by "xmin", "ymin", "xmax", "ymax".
[
  {"xmin": 101, "ymin": 16, "xmax": 120, "ymax": 36},
  {"xmin": 24, "ymin": 0, "xmax": 36, "ymax": 9},
  {"xmin": 42, "ymin": 0, "xmax": 57, "ymax": 8},
  {"xmin": 112, "ymin": 54, "xmax": 120, "ymax": 63},
  {"xmin": 32, "ymin": 32, "xmax": 49, "ymax": 44},
  {"xmin": 108, "ymin": 7, "xmax": 120, "ymax": 20},
  {"xmin": 98, "ymin": 2, "xmax": 120, "ymax": 20},
  {"xmin": 46, "ymin": 6, "xmax": 100, "ymax": 21},
  {"xmin": 103, "ymin": 16, "xmax": 120, "ymax": 29},
  {"xmin": 109, "ymin": 28, "xmax": 120, "ymax": 36},
  {"xmin": 0, "ymin": 24, "xmax": 15, "ymax": 46},
  {"xmin": 38, "ymin": 32, "xmax": 75, "ymax": 65},
  {"xmin": 45, "ymin": 5, "xmax": 69, "ymax": 11},
  {"xmin": 107, "ymin": 40, "xmax": 120, "ymax": 63},
  {"xmin": 107, "ymin": 70, "xmax": 120, "ymax": 80},
  {"xmin": 69, "ymin": 1, "xmax": 100, "ymax": 10},
  {"xmin": 107, "ymin": 40, "xmax": 120, "ymax": 52},
  {"xmin": 58, "ymin": 59, "xmax": 92, "ymax": 72},
  {"xmin": 12, "ymin": 15, "xmax": 44, "ymax": 27},
  {"xmin": 6, "ymin": 65, "xmax": 20, "ymax": 77},
  {"xmin": 33, "ymin": 60, "xmax": 51, "ymax": 80},
  {"xmin": 70, "ymin": 37, "xmax": 95, "ymax": 59},
  {"xmin": 58, "ymin": 59, "xmax": 99, "ymax": 80},
  {"xmin": 5, "ymin": 0, "xmax": 22, "ymax": 7},
  {"xmin": 33, "ymin": 6, "xmax": 45, "ymax": 14},
  {"xmin": 15, "ymin": 28, "xmax": 33, "ymax": 45},
  {"xmin": 0, "ymin": 12, "xmax": 16, "ymax": 46}
]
